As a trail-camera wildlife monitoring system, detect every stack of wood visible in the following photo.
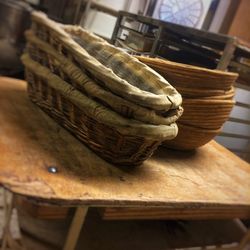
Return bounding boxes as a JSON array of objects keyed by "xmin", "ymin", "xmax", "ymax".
[
  {"xmin": 137, "ymin": 57, "xmax": 238, "ymax": 150},
  {"xmin": 21, "ymin": 12, "xmax": 183, "ymax": 166}
]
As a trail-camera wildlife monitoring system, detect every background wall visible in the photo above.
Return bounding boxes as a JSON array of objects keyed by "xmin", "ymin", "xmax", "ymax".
[
  {"xmin": 213, "ymin": 0, "xmax": 250, "ymax": 161},
  {"xmin": 83, "ymin": 0, "xmax": 148, "ymax": 39},
  {"xmin": 227, "ymin": 0, "xmax": 250, "ymax": 42}
]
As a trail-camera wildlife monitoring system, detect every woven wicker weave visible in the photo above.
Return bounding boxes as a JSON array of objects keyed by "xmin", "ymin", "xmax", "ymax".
[
  {"xmin": 173, "ymin": 86, "xmax": 235, "ymax": 99},
  {"xmin": 30, "ymin": 12, "xmax": 182, "ymax": 112},
  {"xmin": 179, "ymin": 99, "xmax": 235, "ymax": 130},
  {"xmin": 137, "ymin": 56, "xmax": 237, "ymax": 150},
  {"xmin": 136, "ymin": 56, "xmax": 238, "ymax": 91},
  {"xmin": 22, "ymin": 54, "xmax": 178, "ymax": 166},
  {"xmin": 163, "ymin": 123, "xmax": 221, "ymax": 150},
  {"xmin": 25, "ymin": 30, "xmax": 183, "ymax": 125}
]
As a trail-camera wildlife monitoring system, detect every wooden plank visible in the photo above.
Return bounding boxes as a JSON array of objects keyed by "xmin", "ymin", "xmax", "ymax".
[
  {"xmin": 0, "ymin": 77, "xmax": 250, "ymax": 213},
  {"xmin": 90, "ymin": 2, "xmax": 119, "ymax": 17},
  {"xmin": 229, "ymin": 117, "xmax": 250, "ymax": 125},
  {"xmin": 219, "ymin": 132, "xmax": 250, "ymax": 140},
  {"xmin": 217, "ymin": 38, "xmax": 237, "ymax": 70},
  {"xmin": 15, "ymin": 196, "xmax": 69, "ymax": 219},
  {"xmin": 63, "ymin": 206, "xmax": 88, "ymax": 250},
  {"xmin": 235, "ymin": 101, "xmax": 250, "ymax": 109},
  {"xmin": 101, "ymin": 207, "xmax": 250, "ymax": 220},
  {"xmin": 110, "ymin": 13, "xmax": 123, "ymax": 44},
  {"xmin": 19, "ymin": 208, "xmax": 246, "ymax": 250},
  {"xmin": 235, "ymin": 82, "xmax": 250, "ymax": 91}
]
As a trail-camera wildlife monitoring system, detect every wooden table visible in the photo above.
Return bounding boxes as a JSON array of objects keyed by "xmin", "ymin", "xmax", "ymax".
[{"xmin": 0, "ymin": 77, "xmax": 250, "ymax": 249}]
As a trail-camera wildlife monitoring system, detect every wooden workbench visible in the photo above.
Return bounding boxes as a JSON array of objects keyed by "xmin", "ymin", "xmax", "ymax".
[
  {"xmin": 0, "ymin": 77, "xmax": 250, "ymax": 249},
  {"xmin": 0, "ymin": 76, "xmax": 250, "ymax": 210}
]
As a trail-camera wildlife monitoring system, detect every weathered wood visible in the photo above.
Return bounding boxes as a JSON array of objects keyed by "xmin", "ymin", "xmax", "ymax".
[
  {"xmin": 217, "ymin": 38, "xmax": 237, "ymax": 71},
  {"xmin": 15, "ymin": 196, "xmax": 69, "ymax": 219},
  {"xmin": 18, "ymin": 208, "xmax": 247, "ymax": 250},
  {"xmin": 63, "ymin": 206, "xmax": 88, "ymax": 250},
  {"xmin": 90, "ymin": 2, "xmax": 118, "ymax": 17},
  {"xmin": 0, "ymin": 77, "xmax": 250, "ymax": 214},
  {"xmin": 101, "ymin": 207, "xmax": 250, "ymax": 220}
]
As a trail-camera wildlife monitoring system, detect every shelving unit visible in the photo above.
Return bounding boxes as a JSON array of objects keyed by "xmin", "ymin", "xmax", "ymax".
[{"xmin": 111, "ymin": 11, "xmax": 236, "ymax": 70}]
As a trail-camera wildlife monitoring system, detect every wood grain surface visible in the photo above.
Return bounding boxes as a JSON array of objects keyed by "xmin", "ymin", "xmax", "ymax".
[{"xmin": 0, "ymin": 77, "xmax": 250, "ymax": 213}]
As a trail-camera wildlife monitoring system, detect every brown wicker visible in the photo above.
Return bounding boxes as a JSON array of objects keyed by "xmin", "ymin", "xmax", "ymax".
[
  {"xmin": 30, "ymin": 12, "xmax": 182, "ymax": 112},
  {"xmin": 163, "ymin": 123, "xmax": 221, "ymax": 150},
  {"xmin": 25, "ymin": 30, "xmax": 183, "ymax": 125},
  {"xmin": 22, "ymin": 54, "xmax": 178, "ymax": 166},
  {"xmin": 173, "ymin": 86, "xmax": 235, "ymax": 99},
  {"xmin": 136, "ymin": 56, "xmax": 238, "ymax": 91},
  {"xmin": 179, "ymin": 99, "xmax": 235, "ymax": 129},
  {"xmin": 136, "ymin": 56, "xmax": 236, "ymax": 149}
]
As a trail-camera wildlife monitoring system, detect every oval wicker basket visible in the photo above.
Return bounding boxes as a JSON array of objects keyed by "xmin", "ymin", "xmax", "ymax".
[
  {"xmin": 136, "ymin": 56, "xmax": 238, "ymax": 91},
  {"xmin": 163, "ymin": 123, "xmax": 221, "ymax": 150},
  {"xmin": 22, "ymin": 54, "xmax": 178, "ymax": 166},
  {"xmin": 25, "ymin": 30, "xmax": 183, "ymax": 125},
  {"xmin": 30, "ymin": 12, "xmax": 182, "ymax": 112}
]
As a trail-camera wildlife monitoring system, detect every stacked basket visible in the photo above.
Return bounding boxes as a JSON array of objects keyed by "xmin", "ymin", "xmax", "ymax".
[
  {"xmin": 21, "ymin": 12, "xmax": 183, "ymax": 166},
  {"xmin": 137, "ymin": 57, "xmax": 238, "ymax": 150}
]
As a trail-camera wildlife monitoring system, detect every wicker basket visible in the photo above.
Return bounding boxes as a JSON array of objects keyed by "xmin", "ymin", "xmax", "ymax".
[
  {"xmin": 25, "ymin": 30, "xmax": 183, "ymax": 125},
  {"xmin": 179, "ymin": 99, "xmax": 235, "ymax": 129},
  {"xmin": 163, "ymin": 123, "xmax": 221, "ymax": 150},
  {"xmin": 136, "ymin": 56, "xmax": 236, "ymax": 150},
  {"xmin": 173, "ymin": 86, "xmax": 235, "ymax": 99},
  {"xmin": 22, "ymin": 54, "xmax": 178, "ymax": 166},
  {"xmin": 136, "ymin": 56, "xmax": 238, "ymax": 91},
  {"xmin": 30, "ymin": 12, "xmax": 182, "ymax": 112}
]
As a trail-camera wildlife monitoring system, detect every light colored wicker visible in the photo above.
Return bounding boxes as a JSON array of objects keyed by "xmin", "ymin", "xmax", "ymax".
[
  {"xmin": 179, "ymin": 99, "xmax": 235, "ymax": 129},
  {"xmin": 136, "ymin": 56, "xmax": 238, "ymax": 91},
  {"xmin": 136, "ymin": 56, "xmax": 237, "ymax": 149},
  {"xmin": 25, "ymin": 30, "xmax": 183, "ymax": 125},
  {"xmin": 163, "ymin": 123, "xmax": 221, "ymax": 150},
  {"xmin": 22, "ymin": 54, "xmax": 178, "ymax": 166},
  {"xmin": 174, "ymin": 86, "xmax": 235, "ymax": 99},
  {"xmin": 31, "ymin": 12, "xmax": 182, "ymax": 112}
]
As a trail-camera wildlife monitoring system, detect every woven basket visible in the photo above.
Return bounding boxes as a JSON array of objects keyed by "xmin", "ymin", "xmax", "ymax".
[
  {"xmin": 30, "ymin": 12, "xmax": 182, "ymax": 112},
  {"xmin": 179, "ymin": 99, "xmax": 235, "ymax": 130},
  {"xmin": 22, "ymin": 54, "xmax": 178, "ymax": 166},
  {"xmin": 25, "ymin": 30, "xmax": 183, "ymax": 125},
  {"xmin": 163, "ymin": 123, "xmax": 221, "ymax": 150},
  {"xmin": 173, "ymin": 86, "xmax": 235, "ymax": 99},
  {"xmin": 136, "ymin": 56, "xmax": 238, "ymax": 91}
]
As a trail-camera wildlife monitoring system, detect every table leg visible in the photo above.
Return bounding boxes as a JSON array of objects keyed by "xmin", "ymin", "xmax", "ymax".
[
  {"xmin": 63, "ymin": 206, "xmax": 88, "ymax": 250},
  {"xmin": 238, "ymin": 228, "xmax": 250, "ymax": 249},
  {"xmin": 1, "ymin": 190, "xmax": 13, "ymax": 250}
]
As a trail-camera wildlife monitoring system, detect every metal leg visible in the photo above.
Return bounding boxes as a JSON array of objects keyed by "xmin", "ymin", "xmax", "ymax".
[{"xmin": 63, "ymin": 206, "xmax": 88, "ymax": 250}]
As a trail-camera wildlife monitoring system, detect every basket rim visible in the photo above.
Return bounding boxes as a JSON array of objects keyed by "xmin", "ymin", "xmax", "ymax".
[
  {"xmin": 31, "ymin": 11, "xmax": 182, "ymax": 111},
  {"xmin": 25, "ymin": 30, "xmax": 183, "ymax": 126},
  {"xmin": 136, "ymin": 56, "xmax": 238, "ymax": 79},
  {"xmin": 183, "ymin": 98, "xmax": 235, "ymax": 105}
]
